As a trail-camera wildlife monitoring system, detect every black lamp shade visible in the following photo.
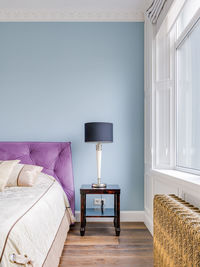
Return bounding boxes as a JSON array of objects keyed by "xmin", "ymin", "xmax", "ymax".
[{"xmin": 85, "ymin": 122, "xmax": 113, "ymax": 143}]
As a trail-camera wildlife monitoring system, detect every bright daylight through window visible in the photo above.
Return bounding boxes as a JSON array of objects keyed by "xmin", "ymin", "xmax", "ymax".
[{"xmin": 176, "ymin": 10, "xmax": 200, "ymax": 172}]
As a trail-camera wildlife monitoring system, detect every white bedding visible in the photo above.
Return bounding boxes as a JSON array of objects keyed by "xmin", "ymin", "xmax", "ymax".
[{"xmin": 0, "ymin": 173, "xmax": 75, "ymax": 267}]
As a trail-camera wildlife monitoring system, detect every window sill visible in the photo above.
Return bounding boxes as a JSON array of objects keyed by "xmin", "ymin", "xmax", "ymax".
[{"xmin": 151, "ymin": 168, "xmax": 200, "ymax": 187}]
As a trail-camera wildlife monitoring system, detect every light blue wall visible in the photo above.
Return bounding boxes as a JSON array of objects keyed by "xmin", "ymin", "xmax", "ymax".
[{"xmin": 0, "ymin": 22, "xmax": 144, "ymax": 211}]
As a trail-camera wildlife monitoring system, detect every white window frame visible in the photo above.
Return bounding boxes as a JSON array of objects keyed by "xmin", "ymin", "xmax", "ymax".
[{"xmin": 153, "ymin": 0, "xmax": 200, "ymax": 176}]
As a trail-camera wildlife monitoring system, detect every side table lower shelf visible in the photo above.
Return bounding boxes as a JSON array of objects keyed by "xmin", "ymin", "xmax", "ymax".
[{"xmin": 86, "ymin": 208, "xmax": 115, "ymax": 217}]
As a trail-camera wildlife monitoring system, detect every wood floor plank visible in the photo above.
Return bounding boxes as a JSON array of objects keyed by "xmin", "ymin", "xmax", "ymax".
[{"xmin": 59, "ymin": 222, "xmax": 153, "ymax": 267}]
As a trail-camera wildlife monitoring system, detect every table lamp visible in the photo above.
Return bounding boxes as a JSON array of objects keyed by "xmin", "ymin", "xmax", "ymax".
[{"xmin": 85, "ymin": 122, "xmax": 113, "ymax": 188}]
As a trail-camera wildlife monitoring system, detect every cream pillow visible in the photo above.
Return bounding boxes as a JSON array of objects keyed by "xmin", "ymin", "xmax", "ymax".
[
  {"xmin": 0, "ymin": 160, "xmax": 20, "ymax": 191},
  {"xmin": 6, "ymin": 163, "xmax": 24, "ymax": 186},
  {"xmin": 17, "ymin": 164, "xmax": 43, "ymax": 187},
  {"xmin": 6, "ymin": 163, "xmax": 43, "ymax": 187}
]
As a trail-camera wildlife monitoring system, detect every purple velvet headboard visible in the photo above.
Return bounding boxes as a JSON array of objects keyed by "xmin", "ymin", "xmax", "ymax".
[{"xmin": 0, "ymin": 142, "xmax": 75, "ymax": 215}]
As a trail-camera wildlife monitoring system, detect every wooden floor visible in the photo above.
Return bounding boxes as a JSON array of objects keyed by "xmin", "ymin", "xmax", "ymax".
[{"xmin": 59, "ymin": 222, "xmax": 153, "ymax": 267}]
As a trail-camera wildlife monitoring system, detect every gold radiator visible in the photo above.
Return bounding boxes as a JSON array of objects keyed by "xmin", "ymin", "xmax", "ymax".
[{"xmin": 154, "ymin": 194, "xmax": 200, "ymax": 267}]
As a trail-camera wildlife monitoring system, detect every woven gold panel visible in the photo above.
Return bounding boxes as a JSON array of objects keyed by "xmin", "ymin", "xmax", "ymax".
[{"xmin": 154, "ymin": 195, "xmax": 200, "ymax": 267}]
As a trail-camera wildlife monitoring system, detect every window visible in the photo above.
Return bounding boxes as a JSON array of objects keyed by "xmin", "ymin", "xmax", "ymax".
[
  {"xmin": 154, "ymin": 0, "xmax": 200, "ymax": 174},
  {"xmin": 177, "ymin": 19, "xmax": 200, "ymax": 171}
]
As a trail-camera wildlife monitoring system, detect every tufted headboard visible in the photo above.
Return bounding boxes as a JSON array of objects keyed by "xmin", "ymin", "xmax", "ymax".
[{"xmin": 0, "ymin": 142, "xmax": 75, "ymax": 215}]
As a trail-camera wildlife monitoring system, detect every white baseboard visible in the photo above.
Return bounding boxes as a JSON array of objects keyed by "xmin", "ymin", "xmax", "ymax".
[
  {"xmin": 75, "ymin": 210, "xmax": 144, "ymax": 222},
  {"xmin": 144, "ymin": 212, "xmax": 153, "ymax": 236}
]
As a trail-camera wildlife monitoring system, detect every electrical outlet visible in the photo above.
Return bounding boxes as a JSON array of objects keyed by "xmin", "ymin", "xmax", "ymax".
[{"xmin": 94, "ymin": 198, "xmax": 106, "ymax": 205}]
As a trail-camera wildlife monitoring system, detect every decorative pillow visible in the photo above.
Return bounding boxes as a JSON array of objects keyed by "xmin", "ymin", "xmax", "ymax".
[
  {"xmin": 0, "ymin": 160, "xmax": 20, "ymax": 191},
  {"xmin": 5, "ymin": 163, "xmax": 43, "ymax": 187},
  {"xmin": 6, "ymin": 163, "xmax": 24, "ymax": 186},
  {"xmin": 17, "ymin": 164, "xmax": 43, "ymax": 187}
]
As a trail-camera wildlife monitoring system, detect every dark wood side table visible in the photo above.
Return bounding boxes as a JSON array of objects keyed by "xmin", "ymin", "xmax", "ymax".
[{"xmin": 80, "ymin": 184, "xmax": 120, "ymax": 236}]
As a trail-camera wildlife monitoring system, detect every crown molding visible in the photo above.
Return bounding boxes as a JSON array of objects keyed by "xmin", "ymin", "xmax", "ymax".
[{"xmin": 0, "ymin": 8, "xmax": 144, "ymax": 22}]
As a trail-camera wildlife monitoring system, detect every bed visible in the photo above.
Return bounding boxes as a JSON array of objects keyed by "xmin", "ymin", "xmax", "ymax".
[{"xmin": 0, "ymin": 142, "xmax": 75, "ymax": 267}]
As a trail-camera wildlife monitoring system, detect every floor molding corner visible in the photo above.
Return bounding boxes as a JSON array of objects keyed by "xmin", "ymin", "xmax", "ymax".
[{"xmin": 144, "ymin": 212, "xmax": 153, "ymax": 236}]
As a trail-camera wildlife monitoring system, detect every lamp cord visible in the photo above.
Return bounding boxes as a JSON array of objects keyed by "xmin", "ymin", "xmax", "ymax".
[{"xmin": 101, "ymin": 195, "xmax": 104, "ymax": 214}]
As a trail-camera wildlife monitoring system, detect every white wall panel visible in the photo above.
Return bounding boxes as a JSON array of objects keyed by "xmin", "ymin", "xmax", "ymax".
[
  {"xmin": 155, "ymin": 88, "xmax": 171, "ymax": 167},
  {"xmin": 145, "ymin": 174, "xmax": 153, "ymax": 214},
  {"xmin": 153, "ymin": 176, "xmax": 179, "ymax": 195}
]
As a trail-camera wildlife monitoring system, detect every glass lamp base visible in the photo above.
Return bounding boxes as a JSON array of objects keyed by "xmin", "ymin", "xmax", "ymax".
[{"xmin": 92, "ymin": 183, "xmax": 107, "ymax": 188}]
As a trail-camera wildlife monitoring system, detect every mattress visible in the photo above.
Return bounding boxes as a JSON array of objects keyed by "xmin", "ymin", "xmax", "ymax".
[{"xmin": 0, "ymin": 173, "xmax": 75, "ymax": 267}]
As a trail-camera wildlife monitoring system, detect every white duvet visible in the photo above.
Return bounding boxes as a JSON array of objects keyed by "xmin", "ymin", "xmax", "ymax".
[{"xmin": 0, "ymin": 173, "xmax": 74, "ymax": 267}]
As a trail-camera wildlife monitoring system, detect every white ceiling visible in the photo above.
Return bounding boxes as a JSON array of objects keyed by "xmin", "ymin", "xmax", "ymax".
[
  {"xmin": 0, "ymin": 0, "xmax": 149, "ymax": 22},
  {"xmin": 0, "ymin": 0, "xmax": 146, "ymax": 11}
]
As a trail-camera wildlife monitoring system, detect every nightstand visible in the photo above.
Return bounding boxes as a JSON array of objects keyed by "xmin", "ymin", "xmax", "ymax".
[{"xmin": 80, "ymin": 184, "xmax": 120, "ymax": 236}]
